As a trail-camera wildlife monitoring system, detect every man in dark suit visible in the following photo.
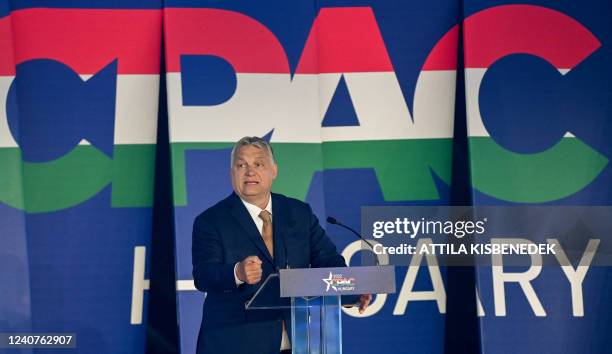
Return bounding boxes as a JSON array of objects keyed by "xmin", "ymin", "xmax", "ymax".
[{"xmin": 192, "ymin": 136, "xmax": 371, "ymax": 354}]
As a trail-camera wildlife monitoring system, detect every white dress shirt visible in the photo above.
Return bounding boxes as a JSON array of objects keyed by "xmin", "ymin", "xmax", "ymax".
[{"xmin": 233, "ymin": 195, "xmax": 291, "ymax": 350}]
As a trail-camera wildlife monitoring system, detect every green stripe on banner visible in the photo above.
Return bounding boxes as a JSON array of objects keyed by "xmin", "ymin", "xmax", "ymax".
[
  {"xmin": 170, "ymin": 142, "xmax": 234, "ymax": 206},
  {"xmin": 469, "ymin": 137, "xmax": 608, "ymax": 202},
  {"xmin": 0, "ymin": 145, "xmax": 156, "ymax": 213},
  {"xmin": 111, "ymin": 145, "xmax": 157, "ymax": 208},
  {"xmin": 170, "ymin": 139, "xmax": 453, "ymax": 206},
  {"xmin": 322, "ymin": 140, "xmax": 452, "ymax": 201},
  {"xmin": 0, "ymin": 147, "xmax": 25, "ymax": 210}
]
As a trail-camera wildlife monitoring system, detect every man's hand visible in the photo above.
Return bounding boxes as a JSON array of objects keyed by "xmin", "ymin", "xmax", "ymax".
[
  {"xmin": 236, "ymin": 256, "xmax": 263, "ymax": 284},
  {"xmin": 357, "ymin": 294, "xmax": 372, "ymax": 314}
]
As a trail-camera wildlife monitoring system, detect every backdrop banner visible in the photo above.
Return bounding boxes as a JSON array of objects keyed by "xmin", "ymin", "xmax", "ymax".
[
  {"xmin": 0, "ymin": 1, "xmax": 161, "ymax": 353},
  {"xmin": 164, "ymin": 1, "xmax": 457, "ymax": 353},
  {"xmin": 1, "ymin": 1, "xmax": 610, "ymax": 354},
  {"xmin": 464, "ymin": 2, "xmax": 612, "ymax": 354},
  {"xmin": 166, "ymin": 1, "xmax": 611, "ymax": 354}
]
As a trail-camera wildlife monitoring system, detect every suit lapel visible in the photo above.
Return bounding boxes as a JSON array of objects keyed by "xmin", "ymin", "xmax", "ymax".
[{"xmin": 228, "ymin": 193, "xmax": 274, "ymax": 265}]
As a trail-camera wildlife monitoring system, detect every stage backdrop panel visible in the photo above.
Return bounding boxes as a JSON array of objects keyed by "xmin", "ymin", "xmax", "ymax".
[
  {"xmin": 1, "ymin": 1, "xmax": 610, "ymax": 354},
  {"xmin": 463, "ymin": 2, "xmax": 612, "ymax": 354},
  {"xmin": 164, "ymin": 1, "xmax": 459, "ymax": 353},
  {"xmin": 0, "ymin": 1, "xmax": 162, "ymax": 353}
]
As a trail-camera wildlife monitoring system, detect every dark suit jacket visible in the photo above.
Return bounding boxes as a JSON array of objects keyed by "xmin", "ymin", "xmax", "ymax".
[{"xmin": 192, "ymin": 192, "xmax": 347, "ymax": 354}]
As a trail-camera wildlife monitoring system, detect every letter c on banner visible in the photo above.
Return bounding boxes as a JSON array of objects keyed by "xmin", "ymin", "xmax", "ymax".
[{"xmin": 464, "ymin": 5, "xmax": 607, "ymax": 202}]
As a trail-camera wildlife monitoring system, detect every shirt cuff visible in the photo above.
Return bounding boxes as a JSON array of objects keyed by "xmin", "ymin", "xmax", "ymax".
[{"xmin": 234, "ymin": 262, "xmax": 245, "ymax": 286}]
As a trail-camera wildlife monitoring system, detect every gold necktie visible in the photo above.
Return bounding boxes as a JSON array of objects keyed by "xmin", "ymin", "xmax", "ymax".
[
  {"xmin": 258, "ymin": 210, "xmax": 273, "ymax": 257},
  {"xmin": 260, "ymin": 210, "xmax": 288, "ymax": 345}
]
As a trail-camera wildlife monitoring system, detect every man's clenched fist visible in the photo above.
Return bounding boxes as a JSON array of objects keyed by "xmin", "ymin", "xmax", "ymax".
[{"xmin": 236, "ymin": 256, "xmax": 263, "ymax": 284}]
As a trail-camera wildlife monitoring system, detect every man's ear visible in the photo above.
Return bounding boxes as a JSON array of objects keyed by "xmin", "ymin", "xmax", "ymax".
[{"xmin": 272, "ymin": 163, "xmax": 278, "ymax": 180}]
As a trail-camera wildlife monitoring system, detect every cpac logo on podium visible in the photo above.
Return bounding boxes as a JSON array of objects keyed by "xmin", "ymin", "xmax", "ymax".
[{"xmin": 323, "ymin": 272, "xmax": 356, "ymax": 292}]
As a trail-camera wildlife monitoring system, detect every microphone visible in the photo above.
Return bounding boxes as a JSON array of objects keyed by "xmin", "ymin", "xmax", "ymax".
[
  {"xmin": 326, "ymin": 216, "xmax": 380, "ymax": 266},
  {"xmin": 278, "ymin": 221, "xmax": 293, "ymax": 270}
]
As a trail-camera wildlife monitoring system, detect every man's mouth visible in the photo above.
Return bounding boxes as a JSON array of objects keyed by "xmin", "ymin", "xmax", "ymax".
[{"xmin": 244, "ymin": 181, "xmax": 259, "ymax": 185}]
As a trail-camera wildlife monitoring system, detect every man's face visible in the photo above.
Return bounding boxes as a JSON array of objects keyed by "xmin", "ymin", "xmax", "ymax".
[{"xmin": 231, "ymin": 145, "xmax": 278, "ymax": 206}]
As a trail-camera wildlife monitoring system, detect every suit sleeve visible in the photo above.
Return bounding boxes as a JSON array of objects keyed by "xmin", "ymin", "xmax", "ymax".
[
  {"xmin": 306, "ymin": 205, "xmax": 348, "ymax": 268},
  {"xmin": 192, "ymin": 215, "xmax": 238, "ymax": 293}
]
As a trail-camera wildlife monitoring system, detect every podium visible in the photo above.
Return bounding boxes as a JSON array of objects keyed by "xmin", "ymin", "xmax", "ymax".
[{"xmin": 245, "ymin": 266, "xmax": 396, "ymax": 354}]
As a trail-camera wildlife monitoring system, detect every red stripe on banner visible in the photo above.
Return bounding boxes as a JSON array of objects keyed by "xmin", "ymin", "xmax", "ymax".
[
  {"xmin": 295, "ymin": 7, "xmax": 394, "ymax": 74},
  {"xmin": 422, "ymin": 25, "xmax": 458, "ymax": 71},
  {"xmin": 164, "ymin": 8, "xmax": 290, "ymax": 74},
  {"xmin": 0, "ymin": 8, "xmax": 161, "ymax": 75},
  {"xmin": 463, "ymin": 5, "xmax": 600, "ymax": 69},
  {"xmin": 0, "ymin": 16, "xmax": 16, "ymax": 75}
]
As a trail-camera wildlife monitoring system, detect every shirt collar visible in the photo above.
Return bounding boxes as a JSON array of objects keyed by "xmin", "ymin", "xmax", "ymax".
[{"xmin": 240, "ymin": 195, "xmax": 272, "ymax": 219}]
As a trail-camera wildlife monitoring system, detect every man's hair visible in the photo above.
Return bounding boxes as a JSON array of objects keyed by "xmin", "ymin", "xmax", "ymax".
[{"xmin": 231, "ymin": 136, "xmax": 276, "ymax": 166}]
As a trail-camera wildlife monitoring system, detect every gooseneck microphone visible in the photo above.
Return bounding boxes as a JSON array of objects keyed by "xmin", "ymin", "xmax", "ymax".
[
  {"xmin": 281, "ymin": 236, "xmax": 290, "ymax": 270},
  {"xmin": 326, "ymin": 216, "xmax": 380, "ymax": 266},
  {"xmin": 278, "ymin": 221, "xmax": 293, "ymax": 270}
]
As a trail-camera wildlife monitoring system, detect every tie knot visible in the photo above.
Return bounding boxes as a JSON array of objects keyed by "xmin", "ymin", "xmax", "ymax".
[{"xmin": 259, "ymin": 210, "xmax": 272, "ymax": 223}]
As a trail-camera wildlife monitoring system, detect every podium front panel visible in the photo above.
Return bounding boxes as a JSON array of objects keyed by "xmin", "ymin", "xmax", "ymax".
[{"xmin": 291, "ymin": 296, "xmax": 342, "ymax": 354}]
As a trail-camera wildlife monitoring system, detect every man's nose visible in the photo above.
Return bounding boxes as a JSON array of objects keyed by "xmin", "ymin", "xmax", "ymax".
[{"xmin": 245, "ymin": 166, "xmax": 255, "ymax": 175}]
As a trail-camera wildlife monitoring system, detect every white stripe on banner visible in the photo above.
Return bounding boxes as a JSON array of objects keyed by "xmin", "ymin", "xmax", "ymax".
[
  {"xmin": 114, "ymin": 75, "xmax": 159, "ymax": 144},
  {"xmin": 0, "ymin": 75, "xmax": 159, "ymax": 148},
  {"xmin": 167, "ymin": 71, "xmax": 456, "ymax": 143},
  {"xmin": 465, "ymin": 68, "xmax": 574, "ymax": 138},
  {"xmin": 0, "ymin": 77, "xmax": 16, "ymax": 148}
]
